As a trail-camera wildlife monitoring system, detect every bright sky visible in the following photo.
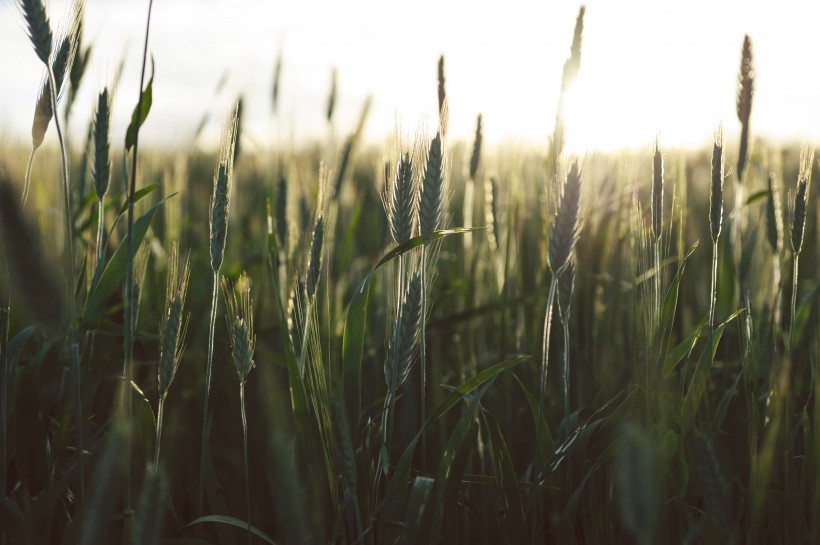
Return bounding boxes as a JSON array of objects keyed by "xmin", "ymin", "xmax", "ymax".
[{"xmin": 1, "ymin": 0, "xmax": 818, "ymax": 153}]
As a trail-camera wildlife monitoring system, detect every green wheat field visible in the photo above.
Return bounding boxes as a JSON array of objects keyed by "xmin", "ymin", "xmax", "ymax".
[{"xmin": 1, "ymin": 2, "xmax": 818, "ymax": 544}]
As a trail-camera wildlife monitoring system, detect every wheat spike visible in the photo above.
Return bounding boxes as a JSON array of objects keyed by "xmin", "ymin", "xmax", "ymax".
[
  {"xmin": 652, "ymin": 139, "xmax": 664, "ymax": 240},
  {"xmin": 305, "ymin": 215, "xmax": 325, "ymax": 299},
  {"xmin": 209, "ymin": 104, "xmax": 240, "ymax": 273},
  {"xmin": 709, "ymin": 130, "xmax": 725, "ymax": 244},
  {"xmin": 92, "ymin": 88, "xmax": 111, "ymax": 200},
  {"xmin": 326, "ymin": 68, "xmax": 337, "ymax": 124},
  {"xmin": 437, "ymin": 54, "xmax": 448, "ymax": 136},
  {"xmin": 388, "ymin": 152, "xmax": 417, "ymax": 245},
  {"xmin": 765, "ymin": 173, "xmax": 782, "ymax": 253},
  {"xmin": 158, "ymin": 243, "xmax": 191, "ymax": 397},
  {"xmin": 224, "ymin": 274, "xmax": 256, "ymax": 383},
  {"xmin": 469, "ymin": 114, "xmax": 483, "ymax": 180},
  {"xmin": 558, "ymin": 259, "xmax": 575, "ymax": 322},
  {"xmin": 560, "ymin": 6, "xmax": 585, "ymax": 92},
  {"xmin": 791, "ymin": 147, "xmax": 814, "ymax": 255},
  {"xmin": 548, "ymin": 162, "xmax": 582, "ymax": 275},
  {"xmin": 18, "ymin": 0, "xmax": 53, "ymax": 65},
  {"xmin": 736, "ymin": 35, "xmax": 754, "ymax": 182},
  {"xmin": 420, "ymin": 132, "xmax": 444, "ymax": 240},
  {"xmin": 385, "ymin": 272, "xmax": 423, "ymax": 393}
]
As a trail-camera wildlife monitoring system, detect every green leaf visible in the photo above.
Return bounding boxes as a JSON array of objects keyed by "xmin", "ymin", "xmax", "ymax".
[
  {"xmin": 744, "ymin": 189, "xmax": 770, "ymax": 206},
  {"xmin": 125, "ymin": 60, "xmax": 155, "ymax": 152},
  {"xmin": 513, "ymin": 373, "xmax": 555, "ymax": 459},
  {"xmin": 342, "ymin": 276, "xmax": 369, "ymax": 432},
  {"xmin": 117, "ymin": 183, "xmax": 160, "ymax": 217},
  {"xmin": 663, "ymin": 318, "xmax": 706, "ymax": 378},
  {"xmin": 681, "ymin": 309, "xmax": 745, "ymax": 429},
  {"xmin": 341, "ymin": 227, "xmax": 483, "ymax": 449},
  {"xmin": 378, "ymin": 357, "xmax": 525, "ymax": 540},
  {"xmin": 423, "ymin": 381, "xmax": 494, "ymax": 545},
  {"xmin": 793, "ymin": 284, "xmax": 819, "ymax": 346},
  {"xmin": 83, "ymin": 197, "xmax": 168, "ymax": 322},
  {"xmin": 660, "ymin": 241, "xmax": 699, "ymax": 356},
  {"xmin": 179, "ymin": 515, "xmax": 277, "ymax": 545},
  {"xmin": 402, "ymin": 476, "xmax": 435, "ymax": 544},
  {"xmin": 481, "ymin": 409, "xmax": 527, "ymax": 543}
]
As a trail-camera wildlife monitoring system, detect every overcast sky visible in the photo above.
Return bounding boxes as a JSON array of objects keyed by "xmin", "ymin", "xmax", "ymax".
[{"xmin": 1, "ymin": 0, "xmax": 819, "ymax": 153}]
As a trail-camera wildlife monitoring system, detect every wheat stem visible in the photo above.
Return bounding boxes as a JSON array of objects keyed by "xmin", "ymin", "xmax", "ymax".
[
  {"xmin": 124, "ymin": 0, "xmax": 155, "ymax": 518},
  {"xmin": 153, "ymin": 394, "xmax": 165, "ymax": 468},
  {"xmin": 535, "ymin": 275, "xmax": 558, "ymax": 472},
  {"xmin": 240, "ymin": 380, "xmax": 251, "ymax": 545},
  {"xmin": 199, "ymin": 270, "xmax": 219, "ymax": 513},
  {"xmin": 789, "ymin": 254, "xmax": 799, "ymax": 353}
]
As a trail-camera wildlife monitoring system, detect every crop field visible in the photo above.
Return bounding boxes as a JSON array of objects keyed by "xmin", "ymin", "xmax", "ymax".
[{"xmin": 0, "ymin": 2, "xmax": 818, "ymax": 544}]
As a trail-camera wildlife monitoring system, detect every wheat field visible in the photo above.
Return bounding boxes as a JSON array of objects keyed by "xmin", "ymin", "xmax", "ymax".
[{"xmin": 0, "ymin": 2, "xmax": 818, "ymax": 544}]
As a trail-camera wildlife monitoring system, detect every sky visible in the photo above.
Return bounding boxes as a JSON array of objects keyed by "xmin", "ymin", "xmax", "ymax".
[{"xmin": 1, "ymin": 0, "xmax": 819, "ymax": 154}]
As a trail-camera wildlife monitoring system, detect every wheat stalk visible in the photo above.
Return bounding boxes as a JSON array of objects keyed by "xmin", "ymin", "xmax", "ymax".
[
  {"xmin": 437, "ymin": 54, "xmax": 448, "ymax": 137},
  {"xmin": 155, "ymin": 243, "xmax": 191, "ymax": 468},
  {"xmin": 200, "ymin": 103, "xmax": 240, "ymax": 514},
  {"xmin": 92, "ymin": 88, "xmax": 111, "ymax": 282},
  {"xmin": 223, "ymin": 274, "xmax": 256, "ymax": 545},
  {"xmin": 736, "ymin": 35, "xmax": 754, "ymax": 184},
  {"xmin": 765, "ymin": 172, "xmax": 783, "ymax": 331},
  {"xmin": 789, "ymin": 146, "xmax": 813, "ymax": 350},
  {"xmin": 536, "ymin": 162, "xmax": 582, "ymax": 473},
  {"xmin": 708, "ymin": 129, "xmax": 724, "ymax": 335},
  {"xmin": 418, "ymin": 131, "xmax": 444, "ymax": 467}
]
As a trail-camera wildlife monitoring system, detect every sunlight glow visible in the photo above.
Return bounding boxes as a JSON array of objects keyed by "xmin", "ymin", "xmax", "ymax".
[{"xmin": 0, "ymin": 0, "xmax": 818, "ymax": 151}]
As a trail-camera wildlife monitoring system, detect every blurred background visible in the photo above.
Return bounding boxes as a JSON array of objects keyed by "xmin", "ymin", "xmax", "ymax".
[{"xmin": 2, "ymin": 0, "xmax": 819, "ymax": 153}]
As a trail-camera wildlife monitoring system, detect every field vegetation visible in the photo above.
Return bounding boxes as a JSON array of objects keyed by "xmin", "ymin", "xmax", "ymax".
[{"xmin": 0, "ymin": 2, "xmax": 818, "ymax": 544}]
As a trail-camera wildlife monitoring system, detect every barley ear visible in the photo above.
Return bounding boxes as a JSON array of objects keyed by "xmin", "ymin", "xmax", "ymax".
[
  {"xmin": 548, "ymin": 162, "xmax": 582, "ymax": 276},
  {"xmin": 709, "ymin": 130, "xmax": 725, "ymax": 244},
  {"xmin": 736, "ymin": 35, "xmax": 754, "ymax": 182},
  {"xmin": 420, "ymin": 132, "xmax": 443, "ymax": 240}
]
